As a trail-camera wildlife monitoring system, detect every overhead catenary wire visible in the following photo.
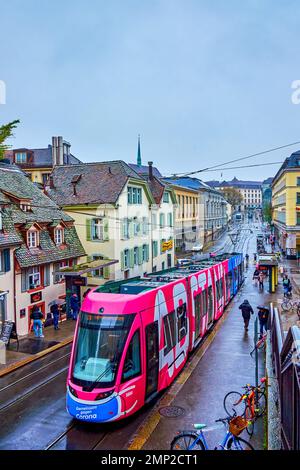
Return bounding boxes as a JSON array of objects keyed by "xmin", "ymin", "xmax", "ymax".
[{"xmin": 168, "ymin": 140, "xmax": 300, "ymax": 177}]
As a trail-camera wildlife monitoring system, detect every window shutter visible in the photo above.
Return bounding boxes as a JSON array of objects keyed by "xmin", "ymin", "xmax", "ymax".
[
  {"xmin": 21, "ymin": 269, "xmax": 28, "ymax": 292},
  {"xmin": 130, "ymin": 249, "xmax": 134, "ymax": 268},
  {"xmin": 120, "ymin": 251, "xmax": 125, "ymax": 271},
  {"xmin": 44, "ymin": 264, "xmax": 50, "ymax": 286},
  {"xmin": 86, "ymin": 219, "xmax": 92, "ymax": 241},
  {"xmin": 146, "ymin": 244, "xmax": 149, "ymax": 262},
  {"xmin": 129, "ymin": 219, "xmax": 134, "ymax": 239},
  {"xmin": 138, "ymin": 246, "xmax": 143, "ymax": 265},
  {"xmin": 103, "ymin": 219, "xmax": 109, "ymax": 241},
  {"xmin": 3, "ymin": 249, "xmax": 10, "ymax": 272},
  {"xmin": 103, "ymin": 257, "xmax": 110, "ymax": 279}
]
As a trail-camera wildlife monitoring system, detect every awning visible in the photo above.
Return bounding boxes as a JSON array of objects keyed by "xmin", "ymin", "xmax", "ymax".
[{"xmin": 54, "ymin": 259, "xmax": 118, "ymax": 276}]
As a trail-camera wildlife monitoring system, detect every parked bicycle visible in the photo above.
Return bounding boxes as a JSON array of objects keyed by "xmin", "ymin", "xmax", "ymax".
[
  {"xmin": 281, "ymin": 298, "xmax": 300, "ymax": 319},
  {"xmin": 250, "ymin": 332, "xmax": 267, "ymax": 357},
  {"xmin": 170, "ymin": 415, "xmax": 254, "ymax": 451},
  {"xmin": 223, "ymin": 378, "xmax": 267, "ymax": 436}
]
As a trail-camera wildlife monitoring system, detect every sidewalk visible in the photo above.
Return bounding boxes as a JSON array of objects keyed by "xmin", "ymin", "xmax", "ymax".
[
  {"xmin": 277, "ymin": 257, "xmax": 300, "ymax": 331},
  {"xmin": 0, "ymin": 319, "xmax": 75, "ymax": 375},
  {"xmin": 131, "ymin": 233, "xmax": 275, "ymax": 450}
]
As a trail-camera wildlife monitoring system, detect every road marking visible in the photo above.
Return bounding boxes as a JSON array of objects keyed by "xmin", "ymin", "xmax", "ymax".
[{"xmin": 127, "ymin": 303, "xmax": 233, "ymax": 450}]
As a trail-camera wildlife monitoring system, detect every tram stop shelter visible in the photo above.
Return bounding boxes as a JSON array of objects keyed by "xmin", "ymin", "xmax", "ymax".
[
  {"xmin": 257, "ymin": 254, "xmax": 278, "ymax": 293},
  {"xmin": 55, "ymin": 258, "xmax": 118, "ymax": 314}
]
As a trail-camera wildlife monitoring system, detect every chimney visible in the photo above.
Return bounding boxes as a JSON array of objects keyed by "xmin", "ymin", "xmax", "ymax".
[
  {"xmin": 52, "ymin": 137, "xmax": 58, "ymax": 166},
  {"xmin": 57, "ymin": 136, "xmax": 63, "ymax": 165},
  {"xmin": 148, "ymin": 161, "xmax": 153, "ymax": 180}
]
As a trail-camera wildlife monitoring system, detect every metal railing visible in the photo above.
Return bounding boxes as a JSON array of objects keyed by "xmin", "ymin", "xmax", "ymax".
[
  {"xmin": 280, "ymin": 326, "xmax": 300, "ymax": 450},
  {"xmin": 269, "ymin": 304, "xmax": 300, "ymax": 450}
]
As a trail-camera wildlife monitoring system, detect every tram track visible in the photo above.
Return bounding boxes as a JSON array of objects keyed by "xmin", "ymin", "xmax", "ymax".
[{"xmin": 0, "ymin": 343, "xmax": 71, "ymax": 412}]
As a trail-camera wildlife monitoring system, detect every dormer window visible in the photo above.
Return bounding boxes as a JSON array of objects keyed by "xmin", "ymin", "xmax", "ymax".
[
  {"xmin": 20, "ymin": 203, "xmax": 31, "ymax": 212},
  {"xmin": 55, "ymin": 228, "xmax": 64, "ymax": 246},
  {"xmin": 15, "ymin": 152, "xmax": 27, "ymax": 164},
  {"xmin": 27, "ymin": 229, "xmax": 39, "ymax": 248}
]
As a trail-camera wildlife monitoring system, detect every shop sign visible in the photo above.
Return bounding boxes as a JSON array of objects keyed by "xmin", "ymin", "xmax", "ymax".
[
  {"xmin": 161, "ymin": 240, "xmax": 173, "ymax": 252},
  {"xmin": 72, "ymin": 277, "xmax": 87, "ymax": 286},
  {"xmin": 30, "ymin": 291, "xmax": 42, "ymax": 303}
]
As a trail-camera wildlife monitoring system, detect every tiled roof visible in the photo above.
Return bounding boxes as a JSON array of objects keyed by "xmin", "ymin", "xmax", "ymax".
[
  {"xmin": 4, "ymin": 146, "xmax": 81, "ymax": 168},
  {"xmin": 0, "ymin": 163, "xmax": 85, "ymax": 266},
  {"xmin": 163, "ymin": 176, "xmax": 219, "ymax": 193},
  {"xmin": 128, "ymin": 163, "xmax": 162, "ymax": 178},
  {"xmin": 47, "ymin": 161, "xmax": 144, "ymax": 206},
  {"xmin": 16, "ymin": 226, "xmax": 85, "ymax": 268}
]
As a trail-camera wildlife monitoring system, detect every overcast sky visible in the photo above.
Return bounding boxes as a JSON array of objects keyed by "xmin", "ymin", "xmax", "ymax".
[{"xmin": 1, "ymin": 0, "xmax": 300, "ymax": 181}]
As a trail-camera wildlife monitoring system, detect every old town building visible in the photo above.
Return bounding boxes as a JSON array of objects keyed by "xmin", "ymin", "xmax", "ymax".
[{"xmin": 0, "ymin": 162, "xmax": 85, "ymax": 335}]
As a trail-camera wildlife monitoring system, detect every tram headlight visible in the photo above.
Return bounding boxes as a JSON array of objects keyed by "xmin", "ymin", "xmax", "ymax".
[
  {"xmin": 69, "ymin": 386, "xmax": 78, "ymax": 398},
  {"xmin": 95, "ymin": 390, "xmax": 114, "ymax": 400}
]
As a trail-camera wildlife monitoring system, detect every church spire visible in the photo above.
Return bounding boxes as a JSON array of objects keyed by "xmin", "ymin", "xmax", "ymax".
[{"xmin": 137, "ymin": 134, "xmax": 142, "ymax": 167}]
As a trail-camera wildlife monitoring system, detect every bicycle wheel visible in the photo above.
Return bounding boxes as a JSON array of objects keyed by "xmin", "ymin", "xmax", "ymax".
[
  {"xmin": 244, "ymin": 405, "xmax": 255, "ymax": 436},
  {"xmin": 223, "ymin": 391, "xmax": 246, "ymax": 417},
  {"xmin": 255, "ymin": 391, "xmax": 267, "ymax": 417},
  {"xmin": 227, "ymin": 436, "xmax": 254, "ymax": 450},
  {"xmin": 170, "ymin": 433, "xmax": 205, "ymax": 451}
]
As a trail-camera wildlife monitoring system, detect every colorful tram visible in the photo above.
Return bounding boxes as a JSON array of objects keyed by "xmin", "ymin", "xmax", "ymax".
[{"xmin": 66, "ymin": 253, "xmax": 244, "ymax": 422}]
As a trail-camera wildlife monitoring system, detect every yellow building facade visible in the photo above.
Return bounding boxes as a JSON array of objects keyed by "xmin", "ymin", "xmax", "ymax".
[{"xmin": 272, "ymin": 151, "xmax": 300, "ymax": 259}]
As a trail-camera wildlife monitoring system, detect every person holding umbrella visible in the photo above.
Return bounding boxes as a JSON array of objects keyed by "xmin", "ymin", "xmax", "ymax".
[{"xmin": 257, "ymin": 306, "xmax": 269, "ymax": 338}]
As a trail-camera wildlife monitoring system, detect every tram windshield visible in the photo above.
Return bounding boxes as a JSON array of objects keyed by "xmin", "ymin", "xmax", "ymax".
[{"xmin": 71, "ymin": 312, "xmax": 134, "ymax": 388}]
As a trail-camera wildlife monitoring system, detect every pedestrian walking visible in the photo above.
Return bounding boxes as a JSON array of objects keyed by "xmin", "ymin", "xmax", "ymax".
[
  {"xmin": 239, "ymin": 299, "xmax": 254, "ymax": 331},
  {"xmin": 50, "ymin": 302, "xmax": 60, "ymax": 330},
  {"xmin": 245, "ymin": 253, "xmax": 249, "ymax": 268},
  {"xmin": 257, "ymin": 306, "xmax": 269, "ymax": 337},
  {"xmin": 30, "ymin": 305, "xmax": 44, "ymax": 338},
  {"xmin": 282, "ymin": 275, "xmax": 292, "ymax": 298},
  {"xmin": 253, "ymin": 268, "xmax": 260, "ymax": 286},
  {"xmin": 70, "ymin": 293, "xmax": 80, "ymax": 320},
  {"xmin": 258, "ymin": 271, "xmax": 265, "ymax": 290}
]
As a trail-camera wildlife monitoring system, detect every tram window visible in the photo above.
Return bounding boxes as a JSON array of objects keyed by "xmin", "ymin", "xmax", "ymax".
[
  {"xmin": 226, "ymin": 272, "xmax": 233, "ymax": 293},
  {"xmin": 163, "ymin": 311, "xmax": 176, "ymax": 355},
  {"xmin": 202, "ymin": 289, "xmax": 207, "ymax": 315},
  {"xmin": 194, "ymin": 295, "xmax": 201, "ymax": 339},
  {"xmin": 122, "ymin": 330, "xmax": 141, "ymax": 382},
  {"xmin": 177, "ymin": 303, "xmax": 187, "ymax": 341},
  {"xmin": 208, "ymin": 286, "xmax": 213, "ymax": 318},
  {"xmin": 216, "ymin": 279, "xmax": 223, "ymax": 301}
]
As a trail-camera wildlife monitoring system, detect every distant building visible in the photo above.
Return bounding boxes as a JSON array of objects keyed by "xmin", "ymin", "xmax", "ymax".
[
  {"xmin": 0, "ymin": 162, "xmax": 85, "ymax": 335},
  {"xmin": 164, "ymin": 176, "xmax": 228, "ymax": 247},
  {"xmin": 4, "ymin": 136, "xmax": 81, "ymax": 185},
  {"xmin": 206, "ymin": 177, "xmax": 262, "ymax": 212},
  {"xmin": 272, "ymin": 151, "xmax": 300, "ymax": 259}
]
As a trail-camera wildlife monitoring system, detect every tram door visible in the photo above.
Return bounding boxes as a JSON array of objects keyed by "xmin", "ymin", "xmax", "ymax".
[
  {"xmin": 207, "ymin": 286, "xmax": 214, "ymax": 326},
  {"xmin": 145, "ymin": 321, "xmax": 159, "ymax": 399}
]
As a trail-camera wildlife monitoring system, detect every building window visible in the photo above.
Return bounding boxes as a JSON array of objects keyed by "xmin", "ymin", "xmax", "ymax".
[
  {"xmin": 42, "ymin": 173, "xmax": 50, "ymax": 185},
  {"xmin": 163, "ymin": 192, "xmax": 169, "ymax": 203},
  {"xmin": 163, "ymin": 311, "xmax": 176, "ymax": 355},
  {"xmin": 124, "ymin": 249, "xmax": 130, "ymax": 269},
  {"xmin": 92, "ymin": 219, "xmax": 104, "ymax": 241},
  {"xmin": 128, "ymin": 186, "xmax": 142, "ymax": 204},
  {"xmin": 134, "ymin": 247, "xmax": 139, "ymax": 265},
  {"xmin": 27, "ymin": 230, "xmax": 38, "ymax": 248},
  {"xmin": 92, "ymin": 255, "xmax": 104, "ymax": 278},
  {"xmin": 55, "ymin": 228, "xmax": 64, "ymax": 245},
  {"xmin": 15, "ymin": 152, "xmax": 27, "ymax": 164},
  {"xmin": 297, "ymin": 212, "xmax": 300, "ymax": 225},
  {"xmin": 142, "ymin": 244, "xmax": 148, "ymax": 262},
  {"xmin": 297, "ymin": 193, "xmax": 300, "ymax": 205},
  {"xmin": 159, "ymin": 213, "xmax": 165, "ymax": 228},
  {"xmin": 152, "ymin": 240, "xmax": 158, "ymax": 258},
  {"xmin": 28, "ymin": 266, "xmax": 41, "ymax": 289},
  {"xmin": 297, "ymin": 177, "xmax": 300, "ymax": 186},
  {"xmin": 0, "ymin": 249, "xmax": 10, "ymax": 274},
  {"xmin": 168, "ymin": 213, "xmax": 173, "ymax": 227}
]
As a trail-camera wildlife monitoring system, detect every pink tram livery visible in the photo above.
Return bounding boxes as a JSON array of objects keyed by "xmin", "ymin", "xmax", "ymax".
[{"xmin": 66, "ymin": 252, "xmax": 244, "ymax": 422}]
